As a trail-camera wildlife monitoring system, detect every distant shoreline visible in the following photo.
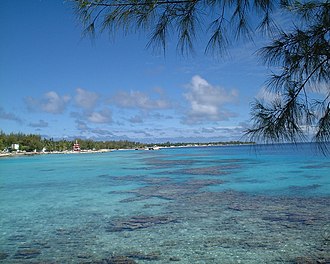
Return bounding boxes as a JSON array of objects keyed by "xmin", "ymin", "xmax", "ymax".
[
  {"xmin": 0, "ymin": 143, "xmax": 260, "ymax": 158},
  {"xmin": 0, "ymin": 149, "xmax": 113, "ymax": 158},
  {"xmin": 1, "ymin": 142, "xmax": 322, "ymax": 159}
]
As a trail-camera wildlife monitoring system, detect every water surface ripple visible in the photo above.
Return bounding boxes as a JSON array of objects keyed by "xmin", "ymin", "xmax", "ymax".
[{"xmin": 0, "ymin": 143, "xmax": 329, "ymax": 263}]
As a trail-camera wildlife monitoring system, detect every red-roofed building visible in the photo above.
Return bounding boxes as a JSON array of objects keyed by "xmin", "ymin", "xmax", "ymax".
[{"xmin": 73, "ymin": 140, "xmax": 80, "ymax": 152}]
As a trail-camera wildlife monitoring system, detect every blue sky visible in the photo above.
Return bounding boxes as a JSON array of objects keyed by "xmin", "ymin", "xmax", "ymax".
[{"xmin": 1, "ymin": 0, "xmax": 273, "ymax": 143}]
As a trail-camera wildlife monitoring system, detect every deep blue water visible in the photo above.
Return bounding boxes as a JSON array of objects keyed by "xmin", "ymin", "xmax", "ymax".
[{"xmin": 0, "ymin": 143, "xmax": 329, "ymax": 263}]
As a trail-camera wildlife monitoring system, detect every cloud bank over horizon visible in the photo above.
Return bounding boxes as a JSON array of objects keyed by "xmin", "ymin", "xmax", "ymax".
[
  {"xmin": 1, "ymin": 1, "xmax": 272, "ymax": 143},
  {"xmin": 1, "ymin": 75, "xmax": 247, "ymax": 142},
  {"xmin": 25, "ymin": 91, "xmax": 71, "ymax": 114}
]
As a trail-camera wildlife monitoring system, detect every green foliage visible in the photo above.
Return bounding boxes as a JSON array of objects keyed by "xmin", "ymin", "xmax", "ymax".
[
  {"xmin": 0, "ymin": 131, "xmax": 6, "ymax": 151},
  {"xmin": 246, "ymin": 1, "xmax": 330, "ymax": 153},
  {"xmin": 0, "ymin": 132, "xmax": 146, "ymax": 151},
  {"xmin": 73, "ymin": 0, "xmax": 277, "ymax": 55},
  {"xmin": 0, "ymin": 131, "xmax": 252, "ymax": 152},
  {"xmin": 0, "ymin": 132, "xmax": 43, "ymax": 152},
  {"xmin": 69, "ymin": 1, "xmax": 330, "ymax": 153}
]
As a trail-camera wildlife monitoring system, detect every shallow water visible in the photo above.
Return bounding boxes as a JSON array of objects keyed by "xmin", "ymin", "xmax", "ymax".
[{"xmin": 0, "ymin": 143, "xmax": 329, "ymax": 263}]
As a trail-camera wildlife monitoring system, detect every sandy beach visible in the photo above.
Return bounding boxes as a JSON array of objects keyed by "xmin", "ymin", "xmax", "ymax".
[{"xmin": 0, "ymin": 149, "xmax": 113, "ymax": 158}]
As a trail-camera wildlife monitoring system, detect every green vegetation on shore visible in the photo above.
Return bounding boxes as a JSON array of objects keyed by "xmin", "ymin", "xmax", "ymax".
[{"xmin": 0, "ymin": 131, "xmax": 254, "ymax": 152}]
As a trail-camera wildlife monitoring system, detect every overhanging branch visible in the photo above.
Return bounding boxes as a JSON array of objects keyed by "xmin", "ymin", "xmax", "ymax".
[{"xmin": 84, "ymin": 0, "xmax": 198, "ymax": 8}]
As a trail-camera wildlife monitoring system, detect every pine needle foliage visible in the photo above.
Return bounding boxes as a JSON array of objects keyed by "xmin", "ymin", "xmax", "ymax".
[
  {"xmin": 72, "ymin": 0, "xmax": 330, "ymax": 153},
  {"xmin": 246, "ymin": 1, "xmax": 330, "ymax": 153},
  {"xmin": 72, "ymin": 0, "xmax": 278, "ymax": 55}
]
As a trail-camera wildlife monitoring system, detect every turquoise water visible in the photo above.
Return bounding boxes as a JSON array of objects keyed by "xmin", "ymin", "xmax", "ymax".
[{"xmin": 0, "ymin": 143, "xmax": 329, "ymax": 263}]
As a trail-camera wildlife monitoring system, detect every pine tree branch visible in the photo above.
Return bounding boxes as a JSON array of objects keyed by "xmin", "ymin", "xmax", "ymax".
[
  {"xmin": 83, "ymin": 0, "xmax": 198, "ymax": 8},
  {"xmin": 246, "ymin": 57, "xmax": 329, "ymax": 143},
  {"xmin": 288, "ymin": 57, "xmax": 329, "ymax": 105}
]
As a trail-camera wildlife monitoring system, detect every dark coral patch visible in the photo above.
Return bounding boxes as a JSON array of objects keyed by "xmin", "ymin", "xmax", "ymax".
[
  {"xmin": 14, "ymin": 248, "xmax": 41, "ymax": 259},
  {"xmin": 106, "ymin": 215, "xmax": 177, "ymax": 232}
]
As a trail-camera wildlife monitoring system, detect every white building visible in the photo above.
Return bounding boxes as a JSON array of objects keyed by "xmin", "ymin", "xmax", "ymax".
[{"xmin": 11, "ymin": 144, "xmax": 19, "ymax": 151}]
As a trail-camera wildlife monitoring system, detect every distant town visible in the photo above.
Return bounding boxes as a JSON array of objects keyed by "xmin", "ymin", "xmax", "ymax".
[{"xmin": 0, "ymin": 132, "xmax": 255, "ymax": 157}]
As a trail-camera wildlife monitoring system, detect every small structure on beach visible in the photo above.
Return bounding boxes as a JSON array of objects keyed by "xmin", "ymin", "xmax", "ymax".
[
  {"xmin": 73, "ymin": 140, "xmax": 80, "ymax": 152},
  {"xmin": 11, "ymin": 144, "xmax": 20, "ymax": 151}
]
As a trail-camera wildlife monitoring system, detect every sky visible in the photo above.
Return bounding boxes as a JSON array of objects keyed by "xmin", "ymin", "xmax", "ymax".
[{"xmin": 1, "ymin": 0, "xmax": 275, "ymax": 143}]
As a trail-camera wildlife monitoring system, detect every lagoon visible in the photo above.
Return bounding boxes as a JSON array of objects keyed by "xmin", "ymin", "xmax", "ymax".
[{"xmin": 0, "ymin": 143, "xmax": 329, "ymax": 263}]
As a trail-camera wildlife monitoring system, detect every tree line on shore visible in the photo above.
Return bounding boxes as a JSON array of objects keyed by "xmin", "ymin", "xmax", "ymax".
[
  {"xmin": 0, "ymin": 131, "xmax": 254, "ymax": 152},
  {"xmin": 0, "ymin": 132, "xmax": 143, "ymax": 152}
]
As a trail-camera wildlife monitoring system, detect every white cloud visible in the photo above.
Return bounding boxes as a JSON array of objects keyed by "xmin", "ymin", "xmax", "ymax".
[
  {"xmin": 74, "ymin": 119, "xmax": 114, "ymax": 140},
  {"xmin": 183, "ymin": 75, "xmax": 238, "ymax": 124},
  {"xmin": 112, "ymin": 90, "xmax": 170, "ymax": 110},
  {"xmin": 256, "ymin": 86, "xmax": 281, "ymax": 102},
  {"xmin": 29, "ymin": 119, "xmax": 48, "ymax": 128},
  {"xmin": 90, "ymin": 129, "xmax": 114, "ymax": 136},
  {"xmin": 42, "ymin": 92, "xmax": 70, "ymax": 114},
  {"xmin": 75, "ymin": 120, "xmax": 90, "ymax": 132},
  {"xmin": 25, "ymin": 91, "xmax": 70, "ymax": 114},
  {"xmin": 0, "ymin": 106, "xmax": 23, "ymax": 124},
  {"xmin": 87, "ymin": 109, "xmax": 112, "ymax": 123},
  {"xmin": 313, "ymin": 82, "xmax": 330, "ymax": 95},
  {"xmin": 128, "ymin": 115, "xmax": 144, "ymax": 123},
  {"xmin": 74, "ymin": 88, "xmax": 99, "ymax": 110}
]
